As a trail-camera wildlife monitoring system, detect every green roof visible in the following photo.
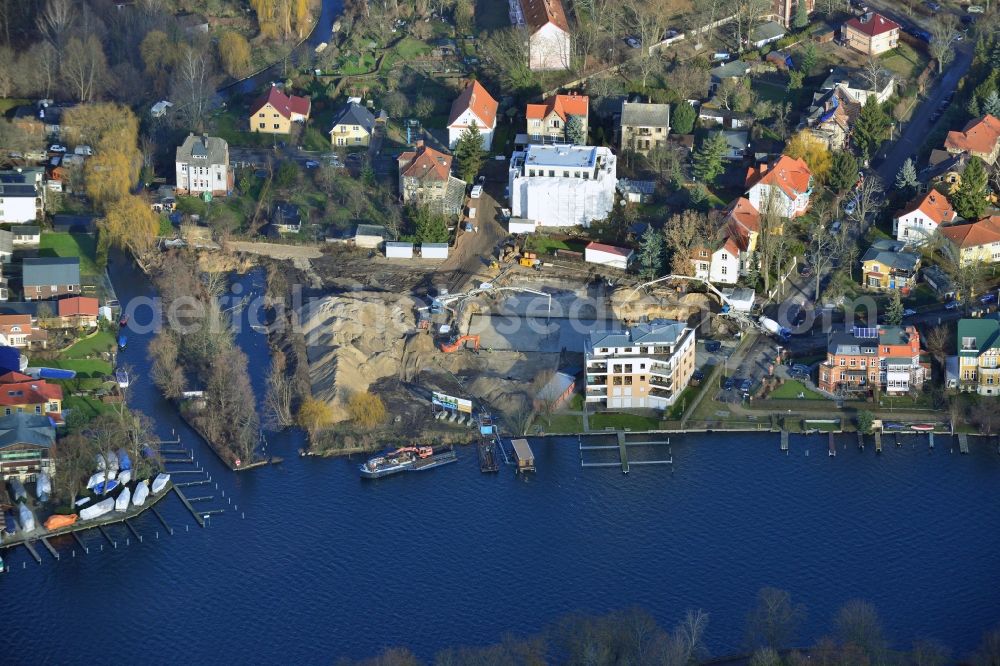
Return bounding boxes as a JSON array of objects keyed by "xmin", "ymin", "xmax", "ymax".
[{"xmin": 957, "ymin": 317, "xmax": 1000, "ymax": 356}]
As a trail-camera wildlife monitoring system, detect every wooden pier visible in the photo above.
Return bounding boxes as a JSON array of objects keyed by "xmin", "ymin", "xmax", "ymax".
[
  {"xmin": 959, "ymin": 433, "xmax": 969, "ymax": 454},
  {"xmin": 857, "ymin": 432, "xmax": 864, "ymax": 450},
  {"xmin": 875, "ymin": 431, "xmax": 882, "ymax": 453},
  {"xmin": 39, "ymin": 536, "xmax": 59, "ymax": 560},
  {"xmin": 828, "ymin": 433, "xmax": 836, "ymax": 457},
  {"xmin": 929, "ymin": 432, "xmax": 935, "ymax": 449},
  {"xmin": 151, "ymin": 506, "xmax": 173, "ymax": 535},
  {"xmin": 173, "ymin": 486, "xmax": 205, "ymax": 527},
  {"xmin": 618, "ymin": 432, "xmax": 629, "ymax": 474},
  {"xmin": 477, "ymin": 413, "xmax": 500, "ymax": 473},
  {"xmin": 780, "ymin": 429, "xmax": 789, "ymax": 452},
  {"xmin": 23, "ymin": 541, "xmax": 41, "ymax": 564},
  {"xmin": 72, "ymin": 530, "xmax": 88, "ymax": 554}
]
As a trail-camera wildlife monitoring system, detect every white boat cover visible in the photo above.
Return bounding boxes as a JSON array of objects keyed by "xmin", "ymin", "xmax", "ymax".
[
  {"xmin": 36, "ymin": 473, "xmax": 52, "ymax": 499},
  {"xmin": 75, "ymin": 497, "xmax": 91, "ymax": 507},
  {"xmin": 117, "ymin": 469, "xmax": 132, "ymax": 486},
  {"xmin": 86, "ymin": 471, "xmax": 117, "ymax": 490},
  {"xmin": 79, "ymin": 498, "xmax": 114, "ymax": 521},
  {"xmin": 132, "ymin": 480, "xmax": 149, "ymax": 507},
  {"xmin": 105, "ymin": 451, "xmax": 119, "ymax": 472},
  {"xmin": 9, "ymin": 478, "xmax": 26, "ymax": 501},
  {"xmin": 115, "ymin": 487, "xmax": 131, "ymax": 512},
  {"xmin": 18, "ymin": 503, "xmax": 35, "ymax": 532},
  {"xmin": 151, "ymin": 473, "xmax": 170, "ymax": 494}
]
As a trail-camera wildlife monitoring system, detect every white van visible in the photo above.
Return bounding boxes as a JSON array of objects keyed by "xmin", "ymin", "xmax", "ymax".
[{"xmin": 74, "ymin": 145, "xmax": 93, "ymax": 156}]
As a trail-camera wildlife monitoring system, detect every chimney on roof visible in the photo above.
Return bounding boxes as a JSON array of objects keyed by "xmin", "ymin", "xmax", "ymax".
[{"xmin": 861, "ymin": 11, "xmax": 872, "ymax": 22}]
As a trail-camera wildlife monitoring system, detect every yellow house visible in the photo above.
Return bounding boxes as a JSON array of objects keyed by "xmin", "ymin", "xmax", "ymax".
[
  {"xmin": 860, "ymin": 239, "xmax": 920, "ymax": 291},
  {"xmin": 329, "ymin": 100, "xmax": 376, "ymax": 148},
  {"xmin": 938, "ymin": 217, "xmax": 1000, "ymax": 266},
  {"xmin": 249, "ymin": 86, "xmax": 311, "ymax": 134},
  {"xmin": 958, "ymin": 317, "xmax": 1000, "ymax": 395}
]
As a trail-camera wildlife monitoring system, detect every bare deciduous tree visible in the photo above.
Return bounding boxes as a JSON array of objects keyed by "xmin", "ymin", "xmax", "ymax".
[
  {"xmin": 847, "ymin": 174, "xmax": 885, "ymax": 233},
  {"xmin": 834, "ymin": 599, "xmax": 886, "ymax": 660},
  {"xmin": 36, "ymin": 0, "xmax": 75, "ymax": 54},
  {"xmin": 745, "ymin": 587, "xmax": 806, "ymax": 651},
  {"xmin": 928, "ymin": 16, "xmax": 958, "ymax": 73},
  {"xmin": 62, "ymin": 35, "xmax": 108, "ymax": 102},
  {"xmin": 171, "ymin": 46, "xmax": 217, "ymax": 131}
]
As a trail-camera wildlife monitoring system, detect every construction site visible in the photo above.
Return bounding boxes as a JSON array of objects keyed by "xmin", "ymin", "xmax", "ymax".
[{"xmin": 288, "ymin": 236, "xmax": 769, "ymax": 439}]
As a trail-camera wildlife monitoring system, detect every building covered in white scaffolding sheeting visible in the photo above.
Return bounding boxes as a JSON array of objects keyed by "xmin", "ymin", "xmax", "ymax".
[{"xmin": 508, "ymin": 144, "xmax": 616, "ymax": 229}]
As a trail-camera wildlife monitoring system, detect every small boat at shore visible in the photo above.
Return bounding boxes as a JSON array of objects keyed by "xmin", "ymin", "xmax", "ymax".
[
  {"xmin": 116, "ymin": 369, "xmax": 129, "ymax": 388},
  {"xmin": 115, "ymin": 487, "xmax": 131, "ymax": 512},
  {"xmin": 3, "ymin": 510, "xmax": 15, "ymax": 535},
  {"xmin": 36, "ymin": 472, "xmax": 51, "ymax": 502},
  {"xmin": 8, "ymin": 478, "xmax": 26, "ymax": 501},
  {"xmin": 117, "ymin": 469, "xmax": 131, "ymax": 485},
  {"xmin": 359, "ymin": 445, "xmax": 457, "ymax": 479},
  {"xmin": 79, "ymin": 498, "xmax": 114, "ymax": 521},
  {"xmin": 132, "ymin": 480, "xmax": 149, "ymax": 507},
  {"xmin": 93, "ymin": 479, "xmax": 119, "ymax": 495},
  {"xmin": 119, "ymin": 314, "xmax": 129, "ymax": 328},
  {"xmin": 910, "ymin": 424, "xmax": 935, "ymax": 432},
  {"xmin": 151, "ymin": 473, "xmax": 170, "ymax": 494},
  {"xmin": 18, "ymin": 503, "xmax": 35, "ymax": 532},
  {"xmin": 118, "ymin": 334, "xmax": 127, "ymax": 349}
]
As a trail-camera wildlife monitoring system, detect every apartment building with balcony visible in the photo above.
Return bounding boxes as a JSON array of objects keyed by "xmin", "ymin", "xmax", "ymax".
[
  {"xmin": 584, "ymin": 320, "xmax": 696, "ymax": 410},
  {"xmin": 818, "ymin": 325, "xmax": 926, "ymax": 396},
  {"xmin": 957, "ymin": 316, "xmax": 1000, "ymax": 395}
]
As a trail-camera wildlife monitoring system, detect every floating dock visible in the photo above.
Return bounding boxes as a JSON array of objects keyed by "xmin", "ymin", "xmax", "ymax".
[
  {"xmin": 477, "ymin": 413, "xmax": 500, "ymax": 473},
  {"xmin": 780, "ymin": 429, "xmax": 789, "ymax": 452},
  {"xmin": 173, "ymin": 486, "xmax": 205, "ymax": 527},
  {"xmin": 828, "ymin": 433, "xmax": 836, "ymax": 457},
  {"xmin": 959, "ymin": 433, "xmax": 969, "ymax": 454},
  {"xmin": 511, "ymin": 438, "xmax": 535, "ymax": 473},
  {"xmin": 618, "ymin": 432, "xmax": 629, "ymax": 474},
  {"xmin": 875, "ymin": 431, "xmax": 882, "ymax": 453},
  {"xmin": 579, "ymin": 433, "xmax": 672, "ymax": 472}
]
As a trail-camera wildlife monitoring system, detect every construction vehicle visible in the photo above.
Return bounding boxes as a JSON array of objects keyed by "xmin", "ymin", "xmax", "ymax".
[
  {"xmin": 440, "ymin": 335, "xmax": 481, "ymax": 353},
  {"xmin": 519, "ymin": 257, "xmax": 538, "ymax": 268}
]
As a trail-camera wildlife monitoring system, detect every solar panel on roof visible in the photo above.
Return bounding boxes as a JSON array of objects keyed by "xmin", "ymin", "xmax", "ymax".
[{"xmin": 853, "ymin": 326, "xmax": 878, "ymax": 338}]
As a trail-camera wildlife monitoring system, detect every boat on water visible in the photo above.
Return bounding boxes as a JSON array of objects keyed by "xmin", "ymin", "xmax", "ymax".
[
  {"xmin": 116, "ymin": 369, "xmax": 129, "ymax": 388},
  {"xmin": 359, "ymin": 445, "xmax": 457, "ymax": 479},
  {"xmin": 118, "ymin": 334, "xmax": 127, "ymax": 349},
  {"xmin": 119, "ymin": 314, "xmax": 129, "ymax": 328},
  {"xmin": 910, "ymin": 424, "xmax": 935, "ymax": 432}
]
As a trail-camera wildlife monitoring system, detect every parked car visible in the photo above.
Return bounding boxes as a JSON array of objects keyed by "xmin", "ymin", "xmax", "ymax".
[
  {"xmin": 968, "ymin": 4, "xmax": 985, "ymax": 13},
  {"xmin": 945, "ymin": 300, "xmax": 960, "ymax": 310},
  {"xmin": 305, "ymin": 160, "xmax": 320, "ymax": 168},
  {"xmin": 705, "ymin": 340, "xmax": 722, "ymax": 353},
  {"xmin": 49, "ymin": 144, "xmax": 67, "ymax": 153},
  {"xmin": 691, "ymin": 369, "xmax": 705, "ymax": 384},
  {"xmin": 844, "ymin": 197, "xmax": 858, "ymax": 216},
  {"xmin": 903, "ymin": 308, "xmax": 917, "ymax": 317},
  {"xmin": 470, "ymin": 185, "xmax": 483, "ymax": 199},
  {"xmin": 723, "ymin": 376, "xmax": 735, "ymax": 391},
  {"xmin": 624, "ymin": 36, "xmax": 641, "ymax": 48},
  {"xmin": 739, "ymin": 378, "xmax": 753, "ymax": 393},
  {"xmin": 791, "ymin": 364, "xmax": 810, "ymax": 376},
  {"xmin": 799, "ymin": 264, "xmax": 813, "ymax": 278},
  {"xmin": 476, "ymin": 175, "xmax": 486, "ymax": 185},
  {"xmin": 925, "ymin": 1, "xmax": 941, "ymax": 11},
  {"xmin": 980, "ymin": 292, "xmax": 997, "ymax": 304}
]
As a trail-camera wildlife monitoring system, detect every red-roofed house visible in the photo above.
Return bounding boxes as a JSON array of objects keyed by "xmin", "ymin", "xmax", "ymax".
[
  {"xmin": 691, "ymin": 198, "xmax": 761, "ymax": 285},
  {"xmin": 584, "ymin": 242, "xmax": 634, "ymax": 270},
  {"xmin": 526, "ymin": 93, "xmax": 589, "ymax": 144},
  {"xmin": 56, "ymin": 296, "xmax": 99, "ymax": 328},
  {"xmin": 396, "ymin": 141, "xmax": 467, "ymax": 217},
  {"xmin": 509, "ymin": 0, "xmax": 571, "ymax": 71},
  {"xmin": 0, "ymin": 315, "xmax": 45, "ymax": 349},
  {"xmin": 745, "ymin": 155, "xmax": 813, "ymax": 218},
  {"xmin": 938, "ymin": 216, "xmax": 1000, "ymax": 266},
  {"xmin": 844, "ymin": 12, "xmax": 900, "ymax": 55},
  {"xmin": 249, "ymin": 86, "xmax": 311, "ymax": 134},
  {"xmin": 447, "ymin": 81, "xmax": 499, "ymax": 151},
  {"xmin": 0, "ymin": 372, "xmax": 62, "ymax": 418},
  {"xmin": 944, "ymin": 115, "xmax": 1000, "ymax": 165},
  {"xmin": 893, "ymin": 190, "xmax": 958, "ymax": 243}
]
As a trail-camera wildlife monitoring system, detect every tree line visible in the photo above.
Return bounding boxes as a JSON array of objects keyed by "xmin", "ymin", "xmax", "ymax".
[{"xmin": 333, "ymin": 589, "xmax": 1000, "ymax": 666}]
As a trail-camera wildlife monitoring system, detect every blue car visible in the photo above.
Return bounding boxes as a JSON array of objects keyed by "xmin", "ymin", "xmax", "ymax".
[
  {"xmin": 740, "ymin": 378, "xmax": 753, "ymax": 393},
  {"xmin": 723, "ymin": 377, "xmax": 735, "ymax": 391},
  {"xmin": 980, "ymin": 293, "xmax": 997, "ymax": 304},
  {"xmin": 705, "ymin": 340, "xmax": 721, "ymax": 352}
]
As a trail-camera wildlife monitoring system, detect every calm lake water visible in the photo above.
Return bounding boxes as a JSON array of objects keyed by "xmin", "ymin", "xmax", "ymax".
[{"xmin": 2, "ymin": 257, "xmax": 999, "ymax": 663}]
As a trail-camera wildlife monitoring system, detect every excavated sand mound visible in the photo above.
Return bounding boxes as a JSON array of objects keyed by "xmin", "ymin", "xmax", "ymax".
[
  {"xmin": 298, "ymin": 291, "xmax": 419, "ymax": 421},
  {"xmin": 609, "ymin": 286, "xmax": 715, "ymax": 323}
]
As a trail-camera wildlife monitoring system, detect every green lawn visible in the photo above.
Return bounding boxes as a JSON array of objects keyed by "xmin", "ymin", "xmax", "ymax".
[
  {"xmin": 880, "ymin": 42, "xmax": 929, "ymax": 80},
  {"xmin": 539, "ymin": 414, "xmax": 584, "ymax": 433},
  {"xmin": 61, "ymin": 330, "xmax": 116, "ymax": 359},
  {"xmin": 526, "ymin": 235, "xmax": 589, "ymax": 255},
  {"xmin": 589, "ymin": 412, "xmax": 662, "ymax": 431},
  {"xmin": 39, "ymin": 233, "xmax": 98, "ymax": 276},
  {"xmin": 393, "ymin": 37, "xmax": 432, "ymax": 60},
  {"xmin": 63, "ymin": 395, "xmax": 116, "ymax": 419},
  {"xmin": 302, "ymin": 126, "xmax": 331, "ymax": 152},
  {"xmin": 212, "ymin": 110, "xmax": 284, "ymax": 148},
  {"xmin": 752, "ymin": 79, "xmax": 789, "ymax": 104},
  {"xmin": 48, "ymin": 358, "xmax": 112, "ymax": 377},
  {"xmin": 770, "ymin": 380, "xmax": 827, "ymax": 400}
]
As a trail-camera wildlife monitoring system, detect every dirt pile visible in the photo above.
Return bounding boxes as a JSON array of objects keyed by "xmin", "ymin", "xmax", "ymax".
[
  {"xmin": 298, "ymin": 291, "xmax": 421, "ymax": 421},
  {"xmin": 609, "ymin": 286, "xmax": 715, "ymax": 323}
]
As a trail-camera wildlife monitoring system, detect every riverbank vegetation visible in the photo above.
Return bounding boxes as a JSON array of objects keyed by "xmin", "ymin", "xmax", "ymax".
[
  {"xmin": 148, "ymin": 251, "xmax": 260, "ymax": 468},
  {"xmin": 337, "ymin": 589, "xmax": 1000, "ymax": 666}
]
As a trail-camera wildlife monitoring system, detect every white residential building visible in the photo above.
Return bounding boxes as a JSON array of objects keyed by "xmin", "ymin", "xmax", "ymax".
[
  {"xmin": 508, "ymin": 144, "xmax": 616, "ymax": 228},
  {"xmin": 893, "ymin": 190, "xmax": 958, "ymax": 243},
  {"xmin": 585, "ymin": 320, "xmax": 697, "ymax": 410},
  {"xmin": 745, "ymin": 155, "xmax": 813, "ymax": 219},
  {"xmin": 175, "ymin": 134, "xmax": 231, "ymax": 197},
  {"xmin": 821, "ymin": 68, "xmax": 896, "ymax": 106},
  {"xmin": 509, "ymin": 0, "xmax": 571, "ymax": 71},
  {"xmin": 0, "ymin": 168, "xmax": 45, "ymax": 224},
  {"xmin": 585, "ymin": 242, "xmax": 634, "ymax": 270},
  {"xmin": 692, "ymin": 237, "xmax": 742, "ymax": 285},
  {"xmin": 447, "ymin": 81, "xmax": 498, "ymax": 152}
]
